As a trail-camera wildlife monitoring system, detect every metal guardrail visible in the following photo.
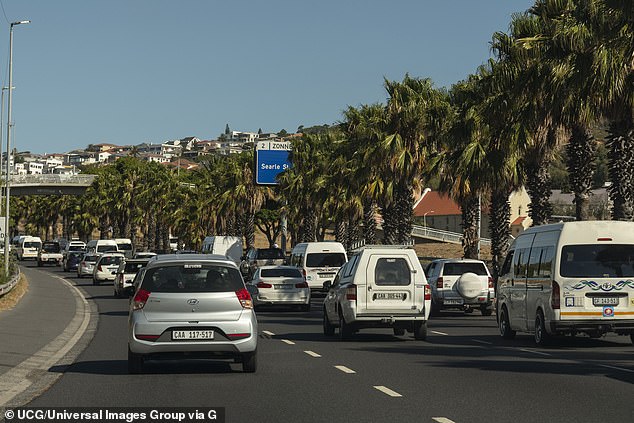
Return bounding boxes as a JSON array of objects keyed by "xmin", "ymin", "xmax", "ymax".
[
  {"xmin": 0, "ymin": 268, "xmax": 21, "ymax": 298},
  {"xmin": 4, "ymin": 174, "xmax": 97, "ymax": 186},
  {"xmin": 410, "ymin": 225, "xmax": 492, "ymax": 246}
]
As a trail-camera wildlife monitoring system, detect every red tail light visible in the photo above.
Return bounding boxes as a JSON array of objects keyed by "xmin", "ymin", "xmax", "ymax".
[
  {"xmin": 488, "ymin": 277, "xmax": 494, "ymax": 289},
  {"xmin": 98, "ymin": 265, "xmax": 103, "ymax": 272},
  {"xmin": 133, "ymin": 289, "xmax": 151, "ymax": 310},
  {"xmin": 236, "ymin": 288, "xmax": 253, "ymax": 309},
  {"xmin": 295, "ymin": 281, "xmax": 309, "ymax": 288},
  {"xmin": 551, "ymin": 281, "xmax": 560, "ymax": 310},
  {"xmin": 424, "ymin": 285, "xmax": 431, "ymax": 301},
  {"xmin": 302, "ymin": 268, "xmax": 306, "ymax": 278},
  {"xmin": 346, "ymin": 284, "xmax": 357, "ymax": 301},
  {"xmin": 256, "ymin": 281, "xmax": 272, "ymax": 288},
  {"xmin": 436, "ymin": 276, "xmax": 444, "ymax": 289},
  {"xmin": 227, "ymin": 333, "xmax": 250, "ymax": 340},
  {"xmin": 135, "ymin": 334, "xmax": 160, "ymax": 341}
]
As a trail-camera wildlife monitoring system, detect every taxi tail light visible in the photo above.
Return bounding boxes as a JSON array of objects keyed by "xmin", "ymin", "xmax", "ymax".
[
  {"xmin": 133, "ymin": 289, "xmax": 151, "ymax": 310},
  {"xmin": 436, "ymin": 276, "xmax": 444, "ymax": 289},
  {"xmin": 256, "ymin": 281, "xmax": 272, "ymax": 288},
  {"xmin": 551, "ymin": 281, "xmax": 560, "ymax": 310},
  {"xmin": 424, "ymin": 285, "xmax": 431, "ymax": 301},
  {"xmin": 236, "ymin": 288, "xmax": 253, "ymax": 309},
  {"xmin": 346, "ymin": 284, "xmax": 357, "ymax": 301},
  {"xmin": 488, "ymin": 277, "xmax": 494, "ymax": 289},
  {"xmin": 295, "ymin": 281, "xmax": 309, "ymax": 288},
  {"xmin": 97, "ymin": 264, "xmax": 103, "ymax": 272}
]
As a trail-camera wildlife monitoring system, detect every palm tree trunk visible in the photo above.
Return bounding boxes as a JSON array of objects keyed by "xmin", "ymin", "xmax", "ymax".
[
  {"xmin": 381, "ymin": 202, "xmax": 398, "ymax": 245},
  {"xmin": 244, "ymin": 213, "xmax": 255, "ymax": 249},
  {"xmin": 461, "ymin": 195, "xmax": 480, "ymax": 259},
  {"xmin": 395, "ymin": 185, "xmax": 414, "ymax": 245},
  {"xmin": 606, "ymin": 118, "xmax": 634, "ymax": 220},
  {"xmin": 567, "ymin": 124, "xmax": 596, "ymax": 221},
  {"xmin": 335, "ymin": 220, "xmax": 347, "ymax": 245},
  {"xmin": 489, "ymin": 188, "xmax": 511, "ymax": 283},
  {"xmin": 526, "ymin": 155, "xmax": 554, "ymax": 226},
  {"xmin": 363, "ymin": 200, "xmax": 377, "ymax": 244}
]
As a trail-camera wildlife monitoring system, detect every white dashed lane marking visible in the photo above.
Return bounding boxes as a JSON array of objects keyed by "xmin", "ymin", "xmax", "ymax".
[
  {"xmin": 334, "ymin": 365, "xmax": 356, "ymax": 374},
  {"xmin": 519, "ymin": 348, "xmax": 551, "ymax": 357},
  {"xmin": 432, "ymin": 418, "xmax": 456, "ymax": 423},
  {"xmin": 281, "ymin": 339, "xmax": 295, "ymax": 345},
  {"xmin": 431, "ymin": 330, "xmax": 449, "ymax": 336},
  {"xmin": 472, "ymin": 339, "xmax": 492, "ymax": 345},
  {"xmin": 304, "ymin": 350, "xmax": 321, "ymax": 358},
  {"xmin": 373, "ymin": 386, "xmax": 402, "ymax": 397},
  {"xmin": 598, "ymin": 364, "xmax": 634, "ymax": 373},
  {"xmin": 262, "ymin": 330, "xmax": 275, "ymax": 336}
]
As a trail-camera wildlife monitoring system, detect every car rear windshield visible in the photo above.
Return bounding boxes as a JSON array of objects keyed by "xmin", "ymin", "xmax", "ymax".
[
  {"xmin": 124, "ymin": 262, "xmax": 146, "ymax": 273},
  {"xmin": 100, "ymin": 256, "xmax": 123, "ymax": 266},
  {"xmin": 256, "ymin": 248, "xmax": 285, "ymax": 259},
  {"xmin": 560, "ymin": 244, "xmax": 634, "ymax": 277},
  {"xmin": 24, "ymin": 242, "xmax": 40, "ymax": 248},
  {"xmin": 141, "ymin": 264, "xmax": 244, "ymax": 293},
  {"xmin": 42, "ymin": 243, "xmax": 60, "ymax": 253},
  {"xmin": 97, "ymin": 245, "xmax": 118, "ymax": 253},
  {"xmin": 68, "ymin": 245, "xmax": 85, "ymax": 252},
  {"xmin": 375, "ymin": 258, "xmax": 412, "ymax": 286},
  {"xmin": 442, "ymin": 262, "xmax": 488, "ymax": 276},
  {"xmin": 117, "ymin": 243, "xmax": 133, "ymax": 251},
  {"xmin": 83, "ymin": 255, "xmax": 98, "ymax": 263},
  {"xmin": 306, "ymin": 253, "xmax": 346, "ymax": 268},
  {"xmin": 261, "ymin": 268, "xmax": 303, "ymax": 278}
]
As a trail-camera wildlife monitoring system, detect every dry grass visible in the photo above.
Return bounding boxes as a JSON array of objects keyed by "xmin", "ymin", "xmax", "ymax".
[{"xmin": 0, "ymin": 274, "xmax": 29, "ymax": 312}]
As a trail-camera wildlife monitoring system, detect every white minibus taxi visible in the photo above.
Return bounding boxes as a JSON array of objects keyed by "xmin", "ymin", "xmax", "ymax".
[
  {"xmin": 17, "ymin": 236, "xmax": 42, "ymax": 260},
  {"xmin": 86, "ymin": 239, "xmax": 119, "ymax": 254},
  {"xmin": 497, "ymin": 221, "xmax": 634, "ymax": 346},
  {"xmin": 290, "ymin": 242, "xmax": 347, "ymax": 291}
]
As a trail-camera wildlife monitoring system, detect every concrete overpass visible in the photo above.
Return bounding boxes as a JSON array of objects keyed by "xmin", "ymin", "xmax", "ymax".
[{"xmin": 2, "ymin": 174, "xmax": 96, "ymax": 195}]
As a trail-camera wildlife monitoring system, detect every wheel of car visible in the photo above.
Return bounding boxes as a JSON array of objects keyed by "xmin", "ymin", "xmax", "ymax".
[
  {"xmin": 242, "ymin": 351, "xmax": 257, "ymax": 373},
  {"xmin": 339, "ymin": 313, "xmax": 353, "ymax": 341},
  {"xmin": 414, "ymin": 321, "xmax": 427, "ymax": 340},
  {"xmin": 393, "ymin": 327, "xmax": 405, "ymax": 336},
  {"xmin": 499, "ymin": 305, "xmax": 516, "ymax": 339},
  {"xmin": 323, "ymin": 310, "xmax": 335, "ymax": 336},
  {"xmin": 480, "ymin": 305, "xmax": 493, "ymax": 316},
  {"xmin": 534, "ymin": 310, "xmax": 551, "ymax": 347},
  {"xmin": 127, "ymin": 347, "xmax": 144, "ymax": 374},
  {"xmin": 455, "ymin": 272, "xmax": 485, "ymax": 300}
]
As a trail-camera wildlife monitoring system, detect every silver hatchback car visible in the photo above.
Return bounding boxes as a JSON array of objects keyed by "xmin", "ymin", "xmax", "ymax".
[{"xmin": 127, "ymin": 254, "xmax": 258, "ymax": 373}]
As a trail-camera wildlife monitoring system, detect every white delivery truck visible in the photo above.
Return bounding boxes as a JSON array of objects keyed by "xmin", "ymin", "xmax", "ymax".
[
  {"xmin": 497, "ymin": 221, "xmax": 634, "ymax": 346},
  {"xmin": 201, "ymin": 236, "xmax": 243, "ymax": 265}
]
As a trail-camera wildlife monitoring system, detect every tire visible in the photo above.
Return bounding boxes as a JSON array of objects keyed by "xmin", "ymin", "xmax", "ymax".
[
  {"xmin": 339, "ymin": 313, "xmax": 353, "ymax": 341},
  {"xmin": 393, "ymin": 327, "xmax": 405, "ymax": 336},
  {"xmin": 414, "ymin": 321, "xmax": 427, "ymax": 340},
  {"xmin": 323, "ymin": 310, "xmax": 335, "ymax": 336},
  {"xmin": 242, "ymin": 351, "xmax": 257, "ymax": 373},
  {"xmin": 534, "ymin": 310, "xmax": 551, "ymax": 347},
  {"xmin": 480, "ymin": 305, "xmax": 493, "ymax": 316},
  {"xmin": 128, "ymin": 347, "xmax": 144, "ymax": 374},
  {"xmin": 499, "ymin": 306, "xmax": 516, "ymax": 339}
]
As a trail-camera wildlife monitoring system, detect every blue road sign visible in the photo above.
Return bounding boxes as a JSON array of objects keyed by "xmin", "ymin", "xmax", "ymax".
[{"xmin": 255, "ymin": 141, "xmax": 292, "ymax": 185}]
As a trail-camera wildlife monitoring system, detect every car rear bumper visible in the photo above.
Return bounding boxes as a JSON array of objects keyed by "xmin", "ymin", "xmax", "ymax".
[{"xmin": 551, "ymin": 319, "xmax": 634, "ymax": 334}]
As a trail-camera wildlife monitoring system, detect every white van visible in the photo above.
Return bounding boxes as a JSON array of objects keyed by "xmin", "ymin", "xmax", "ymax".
[
  {"xmin": 323, "ymin": 245, "xmax": 431, "ymax": 340},
  {"xmin": 290, "ymin": 242, "xmax": 348, "ymax": 291},
  {"xmin": 17, "ymin": 236, "xmax": 42, "ymax": 260},
  {"xmin": 114, "ymin": 238, "xmax": 134, "ymax": 258},
  {"xmin": 201, "ymin": 236, "xmax": 243, "ymax": 265},
  {"xmin": 497, "ymin": 221, "xmax": 634, "ymax": 346},
  {"xmin": 86, "ymin": 239, "xmax": 119, "ymax": 255}
]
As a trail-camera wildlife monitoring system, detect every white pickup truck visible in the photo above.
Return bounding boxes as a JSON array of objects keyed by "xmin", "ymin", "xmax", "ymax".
[{"xmin": 38, "ymin": 241, "xmax": 63, "ymax": 266}]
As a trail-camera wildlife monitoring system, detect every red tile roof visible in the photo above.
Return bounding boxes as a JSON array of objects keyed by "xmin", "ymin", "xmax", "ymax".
[
  {"xmin": 511, "ymin": 216, "xmax": 527, "ymax": 226},
  {"xmin": 413, "ymin": 191, "xmax": 461, "ymax": 217}
]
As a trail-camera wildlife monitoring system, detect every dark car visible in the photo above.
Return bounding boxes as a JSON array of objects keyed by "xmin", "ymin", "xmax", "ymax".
[
  {"xmin": 63, "ymin": 251, "xmax": 84, "ymax": 272},
  {"xmin": 240, "ymin": 247, "xmax": 286, "ymax": 280}
]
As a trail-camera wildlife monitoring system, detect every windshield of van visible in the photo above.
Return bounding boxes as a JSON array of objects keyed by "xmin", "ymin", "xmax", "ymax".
[
  {"xmin": 24, "ymin": 242, "xmax": 41, "ymax": 248},
  {"xmin": 306, "ymin": 253, "xmax": 346, "ymax": 268},
  {"xmin": 141, "ymin": 264, "xmax": 243, "ymax": 293},
  {"xmin": 97, "ymin": 245, "xmax": 118, "ymax": 253},
  {"xmin": 560, "ymin": 244, "xmax": 634, "ymax": 277}
]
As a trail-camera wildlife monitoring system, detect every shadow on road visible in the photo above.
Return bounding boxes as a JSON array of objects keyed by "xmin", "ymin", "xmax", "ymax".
[{"xmin": 49, "ymin": 359, "xmax": 240, "ymax": 375}]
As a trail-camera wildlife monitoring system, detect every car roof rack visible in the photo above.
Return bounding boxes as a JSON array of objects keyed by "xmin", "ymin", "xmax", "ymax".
[{"xmin": 348, "ymin": 239, "xmax": 414, "ymax": 252}]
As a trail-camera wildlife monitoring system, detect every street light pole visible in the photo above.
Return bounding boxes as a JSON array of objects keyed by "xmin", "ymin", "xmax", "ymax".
[
  {"xmin": 4, "ymin": 20, "xmax": 30, "ymax": 276},
  {"xmin": 423, "ymin": 210, "xmax": 435, "ymax": 233}
]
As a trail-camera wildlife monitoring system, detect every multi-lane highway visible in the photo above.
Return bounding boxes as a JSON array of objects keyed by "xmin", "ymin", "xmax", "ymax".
[{"xmin": 17, "ymin": 264, "xmax": 634, "ymax": 422}]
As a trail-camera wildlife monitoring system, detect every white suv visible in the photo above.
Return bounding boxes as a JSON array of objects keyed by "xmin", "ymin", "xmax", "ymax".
[
  {"xmin": 425, "ymin": 258, "xmax": 494, "ymax": 316},
  {"xmin": 322, "ymin": 245, "xmax": 431, "ymax": 340}
]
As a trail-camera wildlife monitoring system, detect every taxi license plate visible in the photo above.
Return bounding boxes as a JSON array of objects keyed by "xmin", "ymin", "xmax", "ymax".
[
  {"xmin": 172, "ymin": 330, "xmax": 214, "ymax": 340},
  {"xmin": 375, "ymin": 293, "xmax": 404, "ymax": 300},
  {"xmin": 592, "ymin": 297, "xmax": 619, "ymax": 306}
]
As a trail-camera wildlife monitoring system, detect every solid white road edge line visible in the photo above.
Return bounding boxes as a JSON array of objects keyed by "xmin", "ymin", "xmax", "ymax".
[
  {"xmin": 334, "ymin": 365, "xmax": 356, "ymax": 374},
  {"xmin": 598, "ymin": 364, "xmax": 634, "ymax": 373},
  {"xmin": 432, "ymin": 418, "xmax": 457, "ymax": 423},
  {"xmin": 431, "ymin": 330, "xmax": 449, "ymax": 336},
  {"xmin": 373, "ymin": 386, "xmax": 402, "ymax": 397},
  {"xmin": 519, "ymin": 348, "xmax": 552, "ymax": 357},
  {"xmin": 281, "ymin": 339, "xmax": 295, "ymax": 345},
  {"xmin": 304, "ymin": 350, "xmax": 321, "ymax": 358},
  {"xmin": 0, "ymin": 274, "xmax": 91, "ymax": 406}
]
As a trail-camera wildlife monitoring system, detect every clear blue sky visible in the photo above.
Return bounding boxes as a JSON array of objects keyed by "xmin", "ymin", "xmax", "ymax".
[{"xmin": 0, "ymin": 0, "xmax": 534, "ymax": 154}]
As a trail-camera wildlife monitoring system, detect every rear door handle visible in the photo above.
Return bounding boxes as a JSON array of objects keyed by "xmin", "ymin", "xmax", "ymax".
[{"xmin": 368, "ymin": 286, "xmax": 372, "ymax": 291}]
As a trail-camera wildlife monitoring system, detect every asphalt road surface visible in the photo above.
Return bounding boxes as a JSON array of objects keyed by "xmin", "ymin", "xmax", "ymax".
[{"xmin": 21, "ymin": 264, "xmax": 634, "ymax": 423}]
